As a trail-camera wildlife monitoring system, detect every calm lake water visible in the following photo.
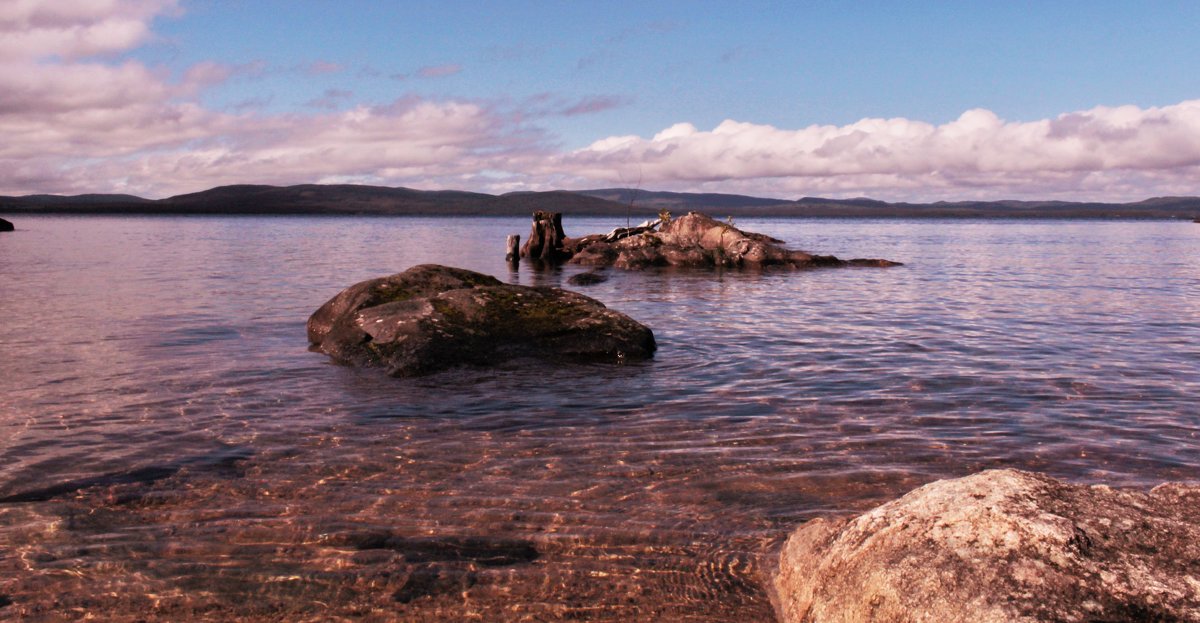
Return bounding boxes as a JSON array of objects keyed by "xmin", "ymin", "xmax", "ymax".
[{"xmin": 1, "ymin": 215, "xmax": 1198, "ymax": 621}]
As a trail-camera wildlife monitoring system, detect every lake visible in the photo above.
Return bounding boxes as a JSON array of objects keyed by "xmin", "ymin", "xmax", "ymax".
[{"xmin": 1, "ymin": 215, "xmax": 1198, "ymax": 621}]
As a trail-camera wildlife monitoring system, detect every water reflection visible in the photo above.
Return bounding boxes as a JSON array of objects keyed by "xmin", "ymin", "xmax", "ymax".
[{"xmin": 1, "ymin": 216, "xmax": 1198, "ymax": 620}]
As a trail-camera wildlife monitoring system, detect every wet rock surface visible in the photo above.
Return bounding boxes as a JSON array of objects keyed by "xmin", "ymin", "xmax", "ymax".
[
  {"xmin": 566, "ymin": 212, "xmax": 900, "ymax": 269},
  {"xmin": 520, "ymin": 210, "xmax": 569, "ymax": 262},
  {"xmin": 307, "ymin": 264, "xmax": 655, "ymax": 376},
  {"xmin": 0, "ymin": 217, "xmax": 13, "ymax": 232},
  {"xmin": 772, "ymin": 469, "xmax": 1200, "ymax": 623},
  {"xmin": 566, "ymin": 270, "xmax": 609, "ymax": 286}
]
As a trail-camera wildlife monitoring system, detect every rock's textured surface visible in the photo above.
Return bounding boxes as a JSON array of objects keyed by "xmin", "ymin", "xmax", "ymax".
[
  {"xmin": 772, "ymin": 469, "xmax": 1200, "ymax": 623},
  {"xmin": 567, "ymin": 212, "xmax": 899, "ymax": 269},
  {"xmin": 308, "ymin": 264, "xmax": 655, "ymax": 376},
  {"xmin": 520, "ymin": 211, "xmax": 569, "ymax": 262}
]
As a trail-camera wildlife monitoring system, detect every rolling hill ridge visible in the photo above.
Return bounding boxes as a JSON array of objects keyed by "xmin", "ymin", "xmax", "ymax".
[{"xmin": 3, "ymin": 184, "xmax": 1200, "ymax": 219}]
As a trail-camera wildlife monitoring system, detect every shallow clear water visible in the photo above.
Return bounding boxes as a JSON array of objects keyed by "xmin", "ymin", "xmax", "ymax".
[{"xmin": 1, "ymin": 215, "xmax": 1198, "ymax": 621}]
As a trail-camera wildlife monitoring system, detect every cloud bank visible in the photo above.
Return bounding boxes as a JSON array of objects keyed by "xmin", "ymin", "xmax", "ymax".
[
  {"xmin": 3, "ymin": 0, "xmax": 1200, "ymax": 201},
  {"xmin": 553, "ymin": 103, "xmax": 1200, "ymax": 200}
]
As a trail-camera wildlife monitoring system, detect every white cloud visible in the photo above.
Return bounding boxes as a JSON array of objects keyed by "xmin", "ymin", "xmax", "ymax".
[
  {"xmin": 0, "ymin": 1, "xmax": 546, "ymax": 197},
  {"xmin": 552, "ymin": 101, "xmax": 1200, "ymax": 200},
  {"xmin": 3, "ymin": 97, "xmax": 548, "ymax": 198},
  {"xmin": 0, "ymin": 0, "xmax": 174, "ymax": 61},
  {"xmin": 4, "ymin": 0, "xmax": 1200, "ymax": 201}
]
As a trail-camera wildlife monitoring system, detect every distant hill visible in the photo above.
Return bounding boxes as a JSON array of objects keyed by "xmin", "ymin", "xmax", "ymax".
[
  {"xmin": 580, "ymin": 189, "xmax": 1200, "ymax": 219},
  {"xmin": 0, "ymin": 184, "xmax": 638, "ymax": 217},
  {"xmin": 780, "ymin": 195, "xmax": 1200, "ymax": 219},
  {"xmin": 15, "ymin": 193, "xmax": 153, "ymax": 205},
  {"xmin": 578, "ymin": 188, "xmax": 789, "ymax": 212},
  {"xmin": 3, "ymin": 184, "xmax": 1200, "ymax": 219}
]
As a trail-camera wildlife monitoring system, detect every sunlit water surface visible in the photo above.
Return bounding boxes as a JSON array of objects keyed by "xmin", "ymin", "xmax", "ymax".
[{"xmin": 1, "ymin": 216, "xmax": 1198, "ymax": 621}]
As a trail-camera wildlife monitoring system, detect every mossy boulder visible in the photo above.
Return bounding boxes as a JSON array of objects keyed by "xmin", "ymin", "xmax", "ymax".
[{"xmin": 307, "ymin": 264, "xmax": 655, "ymax": 376}]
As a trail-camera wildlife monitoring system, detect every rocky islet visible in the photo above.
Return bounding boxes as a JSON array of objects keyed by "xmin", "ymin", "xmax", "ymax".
[{"xmin": 528, "ymin": 211, "xmax": 901, "ymax": 270}]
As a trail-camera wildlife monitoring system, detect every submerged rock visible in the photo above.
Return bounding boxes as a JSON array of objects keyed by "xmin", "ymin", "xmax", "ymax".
[
  {"xmin": 566, "ymin": 212, "xmax": 899, "ymax": 269},
  {"xmin": 307, "ymin": 264, "xmax": 655, "ymax": 376},
  {"xmin": 0, "ymin": 217, "xmax": 13, "ymax": 232},
  {"xmin": 567, "ymin": 270, "xmax": 609, "ymax": 286},
  {"xmin": 771, "ymin": 469, "xmax": 1200, "ymax": 623}
]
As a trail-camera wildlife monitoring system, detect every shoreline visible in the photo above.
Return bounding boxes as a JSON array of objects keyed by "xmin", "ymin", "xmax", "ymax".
[
  {"xmin": 3, "ymin": 183, "xmax": 1200, "ymax": 219},
  {"xmin": 1, "ymin": 208, "xmax": 1194, "ymax": 220}
]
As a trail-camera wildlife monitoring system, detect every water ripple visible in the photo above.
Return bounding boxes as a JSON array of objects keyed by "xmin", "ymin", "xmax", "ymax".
[{"xmin": 1, "ymin": 216, "xmax": 1198, "ymax": 620}]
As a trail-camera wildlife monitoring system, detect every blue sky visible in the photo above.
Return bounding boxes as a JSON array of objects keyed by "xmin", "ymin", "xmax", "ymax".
[
  {"xmin": 3, "ymin": 1, "xmax": 1200, "ymax": 200},
  {"xmin": 145, "ymin": 1, "xmax": 1200, "ymax": 140}
]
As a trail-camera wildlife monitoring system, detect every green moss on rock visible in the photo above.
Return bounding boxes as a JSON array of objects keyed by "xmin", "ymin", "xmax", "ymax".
[{"xmin": 308, "ymin": 265, "xmax": 655, "ymax": 376}]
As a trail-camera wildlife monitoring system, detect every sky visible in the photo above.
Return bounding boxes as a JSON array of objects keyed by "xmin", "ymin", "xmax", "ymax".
[{"xmin": 3, "ymin": 0, "xmax": 1200, "ymax": 201}]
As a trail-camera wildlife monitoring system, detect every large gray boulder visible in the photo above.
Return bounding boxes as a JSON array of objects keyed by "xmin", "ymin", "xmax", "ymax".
[
  {"xmin": 568, "ymin": 212, "xmax": 899, "ymax": 269},
  {"xmin": 308, "ymin": 264, "xmax": 655, "ymax": 376},
  {"xmin": 772, "ymin": 469, "xmax": 1200, "ymax": 623}
]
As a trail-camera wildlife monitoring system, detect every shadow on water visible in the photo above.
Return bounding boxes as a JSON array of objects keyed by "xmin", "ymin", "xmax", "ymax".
[
  {"xmin": 345, "ymin": 532, "xmax": 541, "ymax": 566},
  {"xmin": 0, "ymin": 446, "xmax": 251, "ymax": 504},
  {"xmin": 339, "ymin": 533, "xmax": 542, "ymax": 603}
]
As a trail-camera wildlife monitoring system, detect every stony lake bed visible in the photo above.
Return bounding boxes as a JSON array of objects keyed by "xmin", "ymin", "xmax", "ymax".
[{"xmin": 1, "ymin": 215, "xmax": 1199, "ymax": 620}]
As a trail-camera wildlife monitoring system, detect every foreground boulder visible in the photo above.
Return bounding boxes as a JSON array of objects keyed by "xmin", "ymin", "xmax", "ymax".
[
  {"xmin": 308, "ymin": 264, "xmax": 655, "ymax": 376},
  {"xmin": 565, "ymin": 212, "xmax": 899, "ymax": 269},
  {"xmin": 0, "ymin": 217, "xmax": 13, "ymax": 232},
  {"xmin": 772, "ymin": 469, "xmax": 1200, "ymax": 623}
]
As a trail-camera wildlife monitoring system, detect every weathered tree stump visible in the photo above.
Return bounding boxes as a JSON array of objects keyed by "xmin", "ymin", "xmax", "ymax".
[
  {"xmin": 520, "ymin": 211, "xmax": 568, "ymax": 262},
  {"xmin": 505, "ymin": 234, "xmax": 520, "ymax": 262}
]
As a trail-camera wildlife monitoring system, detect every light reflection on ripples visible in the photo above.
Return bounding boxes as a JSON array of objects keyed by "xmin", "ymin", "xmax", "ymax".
[{"xmin": 1, "ymin": 216, "xmax": 1199, "ymax": 620}]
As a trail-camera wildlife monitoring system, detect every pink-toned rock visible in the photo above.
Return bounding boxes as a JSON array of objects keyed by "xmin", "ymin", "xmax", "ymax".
[
  {"xmin": 772, "ymin": 469, "xmax": 1200, "ymax": 623},
  {"xmin": 568, "ymin": 212, "xmax": 899, "ymax": 269}
]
